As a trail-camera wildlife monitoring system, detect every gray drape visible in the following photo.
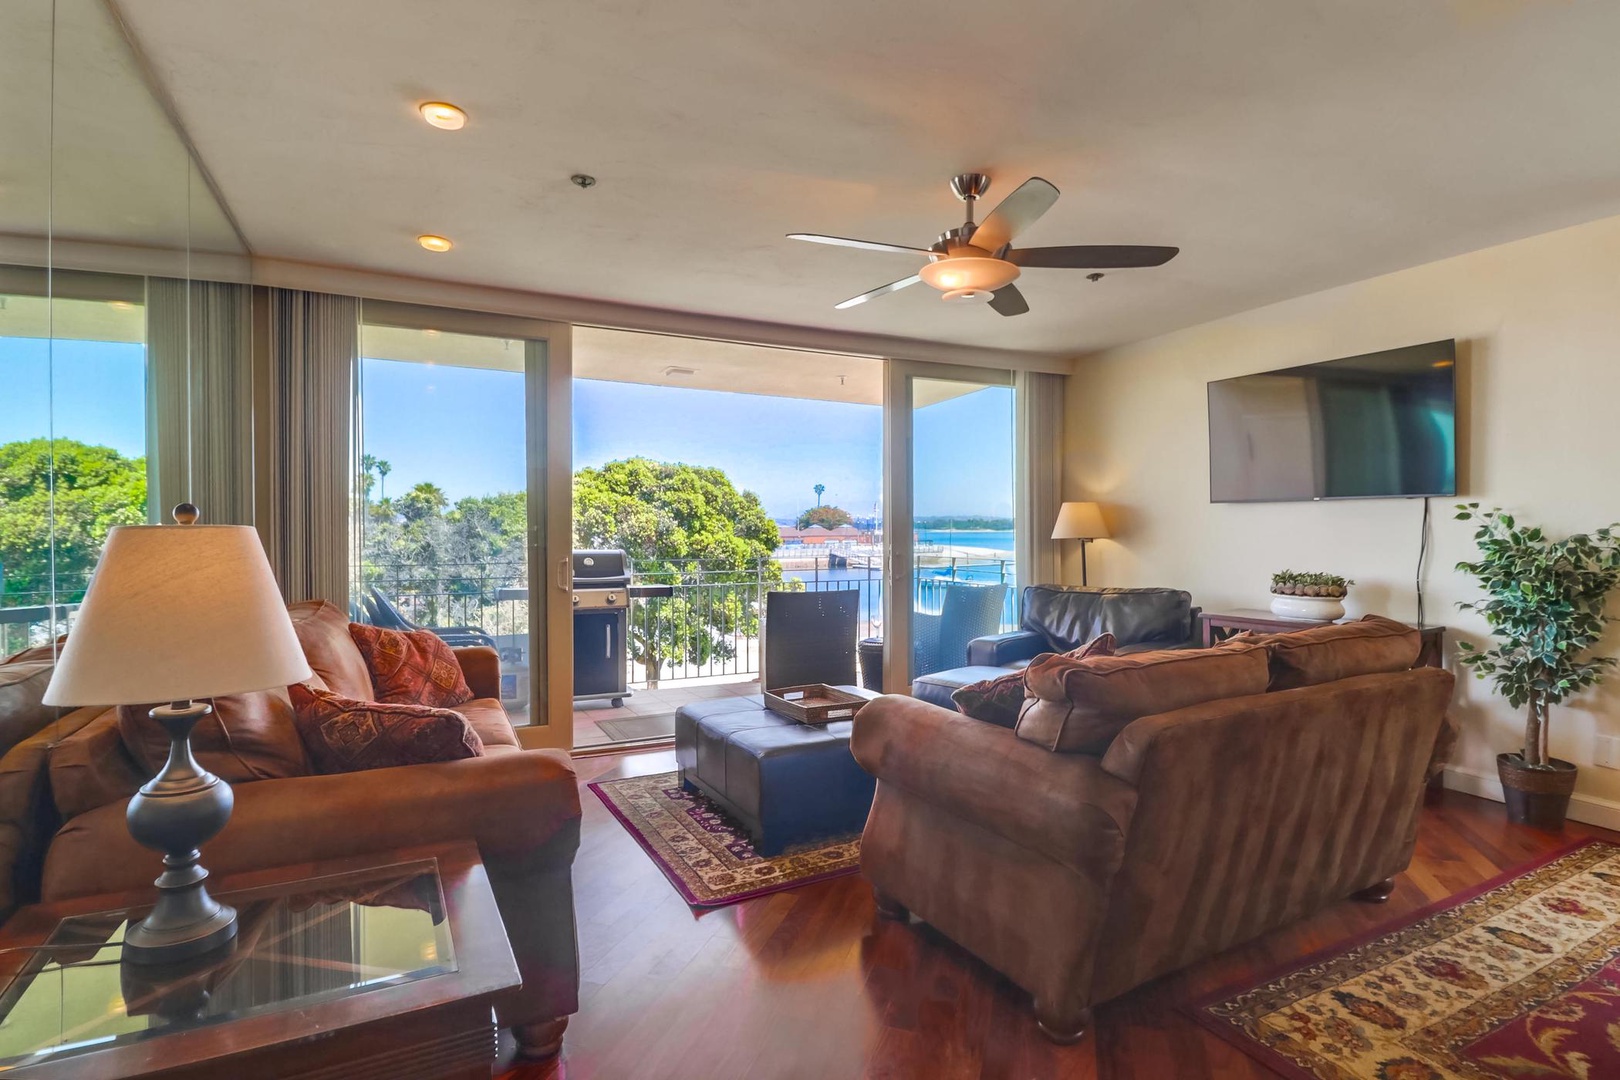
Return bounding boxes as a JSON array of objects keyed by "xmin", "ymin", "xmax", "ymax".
[
  {"xmin": 1016, "ymin": 369, "xmax": 1066, "ymax": 593},
  {"xmin": 259, "ymin": 289, "xmax": 356, "ymax": 608},
  {"xmin": 145, "ymin": 278, "xmax": 255, "ymax": 525}
]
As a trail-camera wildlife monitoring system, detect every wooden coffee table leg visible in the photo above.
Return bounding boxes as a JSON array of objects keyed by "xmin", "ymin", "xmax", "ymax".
[{"xmin": 513, "ymin": 1016, "xmax": 569, "ymax": 1059}]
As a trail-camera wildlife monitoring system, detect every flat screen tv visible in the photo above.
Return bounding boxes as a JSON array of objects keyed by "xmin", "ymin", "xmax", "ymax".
[{"xmin": 1208, "ymin": 340, "xmax": 1456, "ymax": 503}]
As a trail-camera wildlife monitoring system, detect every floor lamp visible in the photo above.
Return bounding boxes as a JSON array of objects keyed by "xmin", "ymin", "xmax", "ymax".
[{"xmin": 1052, "ymin": 502, "xmax": 1109, "ymax": 587}]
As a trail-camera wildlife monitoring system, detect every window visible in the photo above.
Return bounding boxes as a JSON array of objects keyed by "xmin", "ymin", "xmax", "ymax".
[{"xmin": 0, "ymin": 282, "xmax": 148, "ymax": 654}]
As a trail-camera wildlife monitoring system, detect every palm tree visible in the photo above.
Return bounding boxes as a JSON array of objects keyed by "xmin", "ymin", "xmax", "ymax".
[
  {"xmin": 376, "ymin": 459, "xmax": 391, "ymax": 501},
  {"xmin": 360, "ymin": 453, "xmax": 378, "ymax": 499},
  {"xmin": 814, "ymin": 483, "xmax": 825, "ymax": 507}
]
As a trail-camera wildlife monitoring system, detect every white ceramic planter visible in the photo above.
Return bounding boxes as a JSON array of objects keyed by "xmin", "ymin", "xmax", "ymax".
[{"xmin": 1269, "ymin": 593, "xmax": 1346, "ymax": 622}]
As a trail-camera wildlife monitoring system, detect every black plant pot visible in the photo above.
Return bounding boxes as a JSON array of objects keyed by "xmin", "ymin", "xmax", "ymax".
[{"xmin": 1497, "ymin": 753, "xmax": 1578, "ymax": 830}]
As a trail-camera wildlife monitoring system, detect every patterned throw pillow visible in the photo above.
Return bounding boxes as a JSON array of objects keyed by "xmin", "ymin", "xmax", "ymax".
[
  {"xmin": 952, "ymin": 633, "xmax": 1117, "ymax": 728},
  {"xmin": 288, "ymin": 683, "xmax": 483, "ymax": 774},
  {"xmin": 347, "ymin": 624, "xmax": 474, "ymax": 709}
]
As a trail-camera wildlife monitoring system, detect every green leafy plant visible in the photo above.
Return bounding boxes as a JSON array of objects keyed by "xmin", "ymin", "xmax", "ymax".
[
  {"xmin": 1454, "ymin": 504, "xmax": 1620, "ymax": 768},
  {"xmin": 573, "ymin": 458, "xmax": 784, "ymax": 686},
  {"xmin": 1269, "ymin": 570, "xmax": 1354, "ymax": 598}
]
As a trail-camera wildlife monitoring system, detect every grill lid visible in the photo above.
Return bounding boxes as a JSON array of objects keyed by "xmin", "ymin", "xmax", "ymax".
[{"xmin": 572, "ymin": 549, "xmax": 631, "ymax": 587}]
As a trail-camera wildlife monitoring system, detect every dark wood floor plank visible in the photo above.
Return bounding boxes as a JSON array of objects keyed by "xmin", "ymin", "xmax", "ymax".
[{"xmin": 497, "ymin": 754, "xmax": 1618, "ymax": 1079}]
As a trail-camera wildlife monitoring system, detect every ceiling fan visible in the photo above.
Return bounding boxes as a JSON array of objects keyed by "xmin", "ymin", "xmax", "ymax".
[{"xmin": 788, "ymin": 173, "xmax": 1179, "ymax": 317}]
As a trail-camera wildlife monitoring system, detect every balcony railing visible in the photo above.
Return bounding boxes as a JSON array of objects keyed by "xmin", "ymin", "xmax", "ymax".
[
  {"xmin": 359, "ymin": 552, "xmax": 1015, "ymax": 689},
  {"xmin": 0, "ymin": 577, "xmax": 90, "ymax": 658}
]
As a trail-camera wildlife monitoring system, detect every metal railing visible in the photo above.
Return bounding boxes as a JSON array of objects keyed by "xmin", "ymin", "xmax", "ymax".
[
  {"xmin": 354, "ymin": 552, "xmax": 1016, "ymax": 688},
  {"xmin": 0, "ymin": 578, "xmax": 90, "ymax": 658}
]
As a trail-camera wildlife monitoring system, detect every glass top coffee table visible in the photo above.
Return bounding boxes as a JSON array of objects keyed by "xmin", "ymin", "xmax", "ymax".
[{"xmin": 0, "ymin": 842, "xmax": 518, "ymax": 1079}]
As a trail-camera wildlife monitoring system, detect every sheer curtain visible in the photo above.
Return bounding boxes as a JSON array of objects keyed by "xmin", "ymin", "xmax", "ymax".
[
  {"xmin": 1015, "ymin": 369, "xmax": 1066, "ymax": 592},
  {"xmin": 145, "ymin": 279, "xmax": 255, "ymax": 525},
  {"xmin": 257, "ymin": 288, "xmax": 357, "ymax": 608}
]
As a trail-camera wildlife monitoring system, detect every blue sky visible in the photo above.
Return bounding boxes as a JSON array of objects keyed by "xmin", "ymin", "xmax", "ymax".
[
  {"xmin": 2, "ymin": 338, "xmax": 1016, "ymax": 522},
  {"xmin": 2, "ymin": 338, "xmax": 148, "ymax": 456}
]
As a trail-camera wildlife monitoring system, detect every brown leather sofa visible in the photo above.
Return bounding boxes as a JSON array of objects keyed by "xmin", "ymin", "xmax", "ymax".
[
  {"xmin": 0, "ymin": 600, "xmax": 581, "ymax": 1059},
  {"xmin": 851, "ymin": 617, "xmax": 1453, "ymax": 1043}
]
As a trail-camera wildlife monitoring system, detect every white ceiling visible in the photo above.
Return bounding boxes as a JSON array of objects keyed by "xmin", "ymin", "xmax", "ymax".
[
  {"xmin": 111, "ymin": 0, "xmax": 1620, "ymax": 357},
  {"xmin": 0, "ymin": 0, "xmax": 240, "ymax": 261}
]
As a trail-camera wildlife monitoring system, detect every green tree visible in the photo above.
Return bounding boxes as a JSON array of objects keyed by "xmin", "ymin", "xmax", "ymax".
[
  {"xmin": 797, "ymin": 504, "xmax": 853, "ymax": 529},
  {"xmin": 573, "ymin": 458, "xmax": 783, "ymax": 685},
  {"xmin": 813, "ymin": 483, "xmax": 825, "ymax": 506},
  {"xmin": 0, "ymin": 438, "xmax": 147, "ymax": 600},
  {"xmin": 397, "ymin": 481, "xmax": 449, "ymax": 524}
]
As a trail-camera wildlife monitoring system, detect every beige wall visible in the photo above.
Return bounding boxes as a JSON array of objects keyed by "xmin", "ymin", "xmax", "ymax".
[{"xmin": 1064, "ymin": 212, "xmax": 1620, "ymax": 824}]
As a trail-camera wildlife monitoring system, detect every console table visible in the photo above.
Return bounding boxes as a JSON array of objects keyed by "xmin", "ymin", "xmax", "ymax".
[
  {"xmin": 0, "ymin": 842, "xmax": 518, "ymax": 1079},
  {"xmin": 1198, "ymin": 609, "xmax": 1445, "ymax": 668}
]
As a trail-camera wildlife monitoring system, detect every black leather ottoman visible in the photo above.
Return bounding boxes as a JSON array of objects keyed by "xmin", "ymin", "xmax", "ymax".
[
  {"xmin": 675, "ymin": 688, "xmax": 879, "ymax": 856},
  {"xmin": 909, "ymin": 664, "xmax": 1027, "ymax": 710}
]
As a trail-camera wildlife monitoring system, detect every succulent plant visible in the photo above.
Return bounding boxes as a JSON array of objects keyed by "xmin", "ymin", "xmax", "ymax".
[{"xmin": 1270, "ymin": 570, "xmax": 1355, "ymax": 599}]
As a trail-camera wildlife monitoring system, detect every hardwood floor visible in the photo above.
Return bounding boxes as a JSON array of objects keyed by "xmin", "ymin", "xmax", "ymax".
[{"xmin": 496, "ymin": 750, "xmax": 1619, "ymax": 1080}]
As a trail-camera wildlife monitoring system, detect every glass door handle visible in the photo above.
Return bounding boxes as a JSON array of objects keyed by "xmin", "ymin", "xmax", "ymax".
[{"xmin": 557, "ymin": 556, "xmax": 570, "ymax": 591}]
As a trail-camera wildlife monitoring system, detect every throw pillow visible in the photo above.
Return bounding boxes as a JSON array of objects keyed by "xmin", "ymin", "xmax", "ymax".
[
  {"xmin": 1017, "ymin": 642, "xmax": 1270, "ymax": 754},
  {"xmin": 1262, "ymin": 614, "xmax": 1421, "ymax": 691},
  {"xmin": 952, "ymin": 634, "xmax": 1117, "ymax": 728},
  {"xmin": 288, "ymin": 683, "xmax": 483, "ymax": 774},
  {"xmin": 347, "ymin": 623, "xmax": 474, "ymax": 709},
  {"xmin": 118, "ymin": 688, "xmax": 313, "ymax": 783}
]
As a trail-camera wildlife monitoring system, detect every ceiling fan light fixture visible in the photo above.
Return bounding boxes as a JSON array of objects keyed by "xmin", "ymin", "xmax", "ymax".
[
  {"xmin": 917, "ymin": 255, "xmax": 1019, "ymax": 296},
  {"xmin": 940, "ymin": 287, "xmax": 994, "ymax": 304}
]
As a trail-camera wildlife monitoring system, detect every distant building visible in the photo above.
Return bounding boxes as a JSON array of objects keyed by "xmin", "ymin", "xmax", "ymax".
[{"xmin": 777, "ymin": 524, "xmax": 872, "ymax": 546}]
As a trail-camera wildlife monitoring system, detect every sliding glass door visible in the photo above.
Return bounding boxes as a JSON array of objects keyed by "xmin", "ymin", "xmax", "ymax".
[
  {"xmin": 883, "ymin": 363, "xmax": 1019, "ymax": 689},
  {"xmin": 354, "ymin": 306, "xmax": 573, "ymax": 746}
]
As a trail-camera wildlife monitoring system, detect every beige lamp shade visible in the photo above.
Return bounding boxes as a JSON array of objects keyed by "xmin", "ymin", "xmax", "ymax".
[
  {"xmin": 43, "ymin": 525, "xmax": 312, "ymax": 706},
  {"xmin": 1051, "ymin": 501, "xmax": 1110, "ymax": 541}
]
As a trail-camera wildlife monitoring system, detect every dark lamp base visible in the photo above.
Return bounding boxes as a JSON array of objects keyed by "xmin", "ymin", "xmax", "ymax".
[{"xmin": 121, "ymin": 701, "xmax": 239, "ymax": 966}]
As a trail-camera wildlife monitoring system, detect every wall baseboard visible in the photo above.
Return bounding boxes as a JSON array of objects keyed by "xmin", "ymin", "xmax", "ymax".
[{"xmin": 1443, "ymin": 764, "xmax": 1620, "ymax": 831}]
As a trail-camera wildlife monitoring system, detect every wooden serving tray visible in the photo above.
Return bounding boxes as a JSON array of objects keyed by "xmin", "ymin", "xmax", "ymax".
[{"xmin": 763, "ymin": 684, "xmax": 869, "ymax": 725}]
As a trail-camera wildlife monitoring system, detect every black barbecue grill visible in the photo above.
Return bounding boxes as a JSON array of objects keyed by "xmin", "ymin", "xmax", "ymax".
[{"xmin": 571, "ymin": 550, "xmax": 671, "ymax": 707}]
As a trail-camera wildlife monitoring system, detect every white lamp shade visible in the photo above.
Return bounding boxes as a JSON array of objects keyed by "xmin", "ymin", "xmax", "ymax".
[
  {"xmin": 1051, "ymin": 501, "xmax": 1110, "ymax": 541},
  {"xmin": 43, "ymin": 525, "xmax": 312, "ymax": 706}
]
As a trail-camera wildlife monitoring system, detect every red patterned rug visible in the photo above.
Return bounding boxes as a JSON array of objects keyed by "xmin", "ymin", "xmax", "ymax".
[
  {"xmin": 589, "ymin": 770, "xmax": 861, "ymax": 907},
  {"xmin": 1192, "ymin": 840, "xmax": 1620, "ymax": 1079}
]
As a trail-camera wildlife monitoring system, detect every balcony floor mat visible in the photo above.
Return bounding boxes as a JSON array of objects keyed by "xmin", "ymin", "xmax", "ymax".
[{"xmin": 596, "ymin": 712, "xmax": 679, "ymax": 743}]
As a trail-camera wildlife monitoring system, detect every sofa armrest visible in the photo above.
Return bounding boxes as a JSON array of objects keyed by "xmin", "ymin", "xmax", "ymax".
[
  {"xmin": 851, "ymin": 695, "xmax": 1137, "ymax": 878},
  {"xmin": 454, "ymin": 646, "xmax": 502, "ymax": 701},
  {"xmin": 966, "ymin": 629, "xmax": 1046, "ymax": 668},
  {"xmin": 44, "ymin": 748, "xmax": 580, "ymax": 901}
]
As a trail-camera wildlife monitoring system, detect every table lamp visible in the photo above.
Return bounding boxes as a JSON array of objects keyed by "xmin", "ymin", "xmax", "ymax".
[
  {"xmin": 42, "ymin": 505, "xmax": 311, "ymax": 965},
  {"xmin": 1051, "ymin": 501, "xmax": 1110, "ymax": 587}
]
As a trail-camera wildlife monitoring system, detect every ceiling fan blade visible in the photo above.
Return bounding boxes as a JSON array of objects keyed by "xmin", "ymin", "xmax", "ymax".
[
  {"xmin": 988, "ymin": 284, "xmax": 1029, "ymax": 317},
  {"xmin": 835, "ymin": 275, "xmax": 923, "ymax": 310},
  {"xmin": 788, "ymin": 233, "xmax": 934, "ymax": 257},
  {"xmin": 1008, "ymin": 245, "xmax": 1180, "ymax": 269},
  {"xmin": 970, "ymin": 177, "xmax": 1059, "ymax": 253}
]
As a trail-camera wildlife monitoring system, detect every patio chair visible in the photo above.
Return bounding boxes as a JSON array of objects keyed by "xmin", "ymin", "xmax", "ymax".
[
  {"xmin": 361, "ymin": 586, "xmax": 497, "ymax": 650},
  {"xmin": 912, "ymin": 582, "xmax": 1009, "ymax": 678}
]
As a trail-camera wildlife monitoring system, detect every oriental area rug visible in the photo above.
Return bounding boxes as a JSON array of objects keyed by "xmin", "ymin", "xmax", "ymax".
[
  {"xmin": 589, "ymin": 771, "xmax": 860, "ymax": 907},
  {"xmin": 1193, "ymin": 840, "xmax": 1620, "ymax": 1079}
]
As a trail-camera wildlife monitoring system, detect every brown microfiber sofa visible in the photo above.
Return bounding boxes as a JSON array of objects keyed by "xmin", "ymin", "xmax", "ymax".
[
  {"xmin": 0, "ymin": 600, "xmax": 581, "ymax": 1059},
  {"xmin": 851, "ymin": 615, "xmax": 1454, "ymax": 1043}
]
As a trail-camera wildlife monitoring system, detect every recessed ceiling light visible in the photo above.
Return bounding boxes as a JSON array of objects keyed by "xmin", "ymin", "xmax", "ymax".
[
  {"xmin": 662, "ymin": 366, "xmax": 696, "ymax": 377},
  {"xmin": 417, "ymin": 234, "xmax": 453, "ymax": 252},
  {"xmin": 106, "ymin": 300, "xmax": 136, "ymax": 311},
  {"xmin": 418, "ymin": 102, "xmax": 466, "ymax": 130}
]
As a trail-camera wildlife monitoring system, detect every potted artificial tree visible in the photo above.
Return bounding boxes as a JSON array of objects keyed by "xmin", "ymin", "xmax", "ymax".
[{"xmin": 1454, "ymin": 504, "xmax": 1620, "ymax": 829}]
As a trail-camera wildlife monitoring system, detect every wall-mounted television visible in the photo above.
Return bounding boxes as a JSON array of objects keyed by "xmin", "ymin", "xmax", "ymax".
[{"xmin": 1208, "ymin": 340, "xmax": 1456, "ymax": 503}]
